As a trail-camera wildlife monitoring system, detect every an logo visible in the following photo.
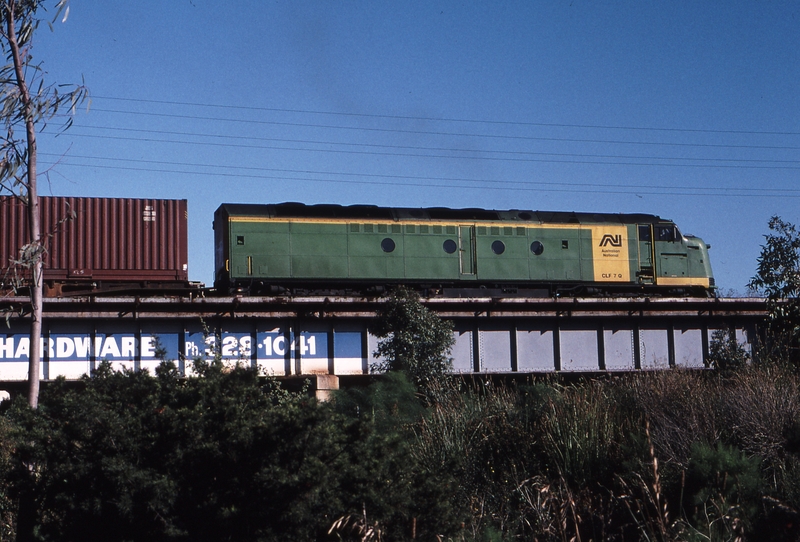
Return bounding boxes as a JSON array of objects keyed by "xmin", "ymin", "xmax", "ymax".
[{"xmin": 599, "ymin": 234, "xmax": 623, "ymax": 247}]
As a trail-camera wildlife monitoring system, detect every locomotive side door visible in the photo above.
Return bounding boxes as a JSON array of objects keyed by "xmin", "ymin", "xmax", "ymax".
[
  {"xmin": 459, "ymin": 225, "xmax": 476, "ymax": 278},
  {"xmin": 654, "ymin": 224, "xmax": 689, "ymax": 284},
  {"xmin": 637, "ymin": 224, "xmax": 655, "ymax": 284}
]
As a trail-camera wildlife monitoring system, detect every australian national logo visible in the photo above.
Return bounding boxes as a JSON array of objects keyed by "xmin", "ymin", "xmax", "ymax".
[
  {"xmin": 599, "ymin": 234, "xmax": 623, "ymax": 247},
  {"xmin": 593, "ymin": 228, "xmax": 629, "ymax": 281}
]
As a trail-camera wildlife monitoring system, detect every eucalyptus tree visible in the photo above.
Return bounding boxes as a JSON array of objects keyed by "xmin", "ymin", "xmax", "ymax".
[
  {"xmin": 0, "ymin": 0, "xmax": 86, "ymax": 407},
  {"xmin": 749, "ymin": 216, "xmax": 800, "ymax": 362}
]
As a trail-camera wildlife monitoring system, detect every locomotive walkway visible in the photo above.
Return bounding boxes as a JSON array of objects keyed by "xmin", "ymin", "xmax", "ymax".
[{"xmin": 0, "ymin": 295, "xmax": 768, "ymax": 395}]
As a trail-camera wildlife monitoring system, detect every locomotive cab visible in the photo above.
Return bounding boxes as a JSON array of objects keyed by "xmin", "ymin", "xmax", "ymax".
[{"xmin": 640, "ymin": 222, "xmax": 715, "ymax": 295}]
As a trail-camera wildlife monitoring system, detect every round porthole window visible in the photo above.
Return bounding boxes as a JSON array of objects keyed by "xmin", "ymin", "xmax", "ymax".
[
  {"xmin": 491, "ymin": 240, "xmax": 505, "ymax": 255},
  {"xmin": 531, "ymin": 241, "xmax": 544, "ymax": 255},
  {"xmin": 381, "ymin": 238, "xmax": 396, "ymax": 253},
  {"xmin": 443, "ymin": 239, "xmax": 457, "ymax": 254}
]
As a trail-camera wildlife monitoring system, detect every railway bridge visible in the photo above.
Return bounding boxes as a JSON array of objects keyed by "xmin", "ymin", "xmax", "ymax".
[{"xmin": 0, "ymin": 295, "xmax": 768, "ymax": 395}]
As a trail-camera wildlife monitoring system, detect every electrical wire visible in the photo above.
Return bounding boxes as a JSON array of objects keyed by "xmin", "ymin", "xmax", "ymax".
[
  {"xmin": 91, "ymin": 95, "xmax": 800, "ymax": 137},
  {"xmin": 34, "ymin": 94, "xmax": 800, "ymax": 199},
  {"xmin": 39, "ymin": 153, "xmax": 800, "ymax": 198}
]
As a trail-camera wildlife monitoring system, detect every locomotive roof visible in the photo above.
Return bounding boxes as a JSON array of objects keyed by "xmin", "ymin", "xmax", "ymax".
[{"xmin": 216, "ymin": 203, "xmax": 670, "ymax": 225}]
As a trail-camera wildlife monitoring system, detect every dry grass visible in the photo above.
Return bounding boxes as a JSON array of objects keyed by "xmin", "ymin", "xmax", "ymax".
[
  {"xmin": 409, "ymin": 365, "xmax": 800, "ymax": 540},
  {"xmin": 624, "ymin": 370, "xmax": 721, "ymax": 468},
  {"xmin": 719, "ymin": 364, "xmax": 800, "ymax": 463}
]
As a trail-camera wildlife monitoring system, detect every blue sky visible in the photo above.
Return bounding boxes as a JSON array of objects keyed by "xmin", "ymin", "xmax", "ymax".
[{"xmin": 26, "ymin": 1, "xmax": 800, "ymax": 292}]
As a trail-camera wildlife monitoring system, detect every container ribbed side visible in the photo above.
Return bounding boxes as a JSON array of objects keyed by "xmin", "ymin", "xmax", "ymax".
[{"xmin": 1, "ymin": 196, "xmax": 189, "ymax": 284}]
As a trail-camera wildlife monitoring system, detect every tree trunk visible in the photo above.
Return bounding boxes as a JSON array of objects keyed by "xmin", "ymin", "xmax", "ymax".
[
  {"xmin": 26, "ymin": 187, "xmax": 41, "ymax": 410},
  {"xmin": 5, "ymin": 2, "xmax": 42, "ymax": 408}
]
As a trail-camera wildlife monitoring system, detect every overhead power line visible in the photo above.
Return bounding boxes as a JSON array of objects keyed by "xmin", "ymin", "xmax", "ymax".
[
  {"xmin": 84, "ymin": 108, "xmax": 800, "ymax": 153},
  {"xmin": 34, "ymin": 94, "xmax": 800, "ymax": 199},
  {"xmin": 70, "ymin": 122, "xmax": 800, "ymax": 153},
  {"xmin": 60, "ymin": 128, "xmax": 800, "ymax": 171},
  {"xmin": 39, "ymin": 152, "xmax": 800, "ymax": 198},
  {"xmin": 91, "ymin": 95, "xmax": 800, "ymax": 137},
  {"xmin": 42, "ymin": 160, "xmax": 800, "ymax": 198}
]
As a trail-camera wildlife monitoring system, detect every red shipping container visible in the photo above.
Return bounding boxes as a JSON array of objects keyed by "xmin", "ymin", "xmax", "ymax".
[{"xmin": 1, "ymin": 196, "xmax": 189, "ymax": 295}]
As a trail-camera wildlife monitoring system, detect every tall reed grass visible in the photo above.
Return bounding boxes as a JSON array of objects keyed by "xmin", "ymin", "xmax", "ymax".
[{"xmin": 409, "ymin": 364, "xmax": 800, "ymax": 540}]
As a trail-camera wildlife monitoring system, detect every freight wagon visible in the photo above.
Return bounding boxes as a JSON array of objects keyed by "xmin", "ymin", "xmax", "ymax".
[
  {"xmin": 1, "ymin": 196, "xmax": 189, "ymax": 296},
  {"xmin": 214, "ymin": 203, "xmax": 715, "ymax": 297}
]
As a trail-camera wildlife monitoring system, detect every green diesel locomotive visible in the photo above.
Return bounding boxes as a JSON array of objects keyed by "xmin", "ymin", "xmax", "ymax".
[{"xmin": 213, "ymin": 203, "xmax": 715, "ymax": 297}]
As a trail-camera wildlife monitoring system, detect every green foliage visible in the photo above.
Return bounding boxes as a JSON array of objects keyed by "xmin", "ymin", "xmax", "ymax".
[
  {"xmin": 370, "ymin": 287, "xmax": 454, "ymax": 398},
  {"xmin": 4, "ymin": 360, "xmax": 439, "ymax": 542},
  {"xmin": 333, "ymin": 371, "xmax": 424, "ymax": 431},
  {"xmin": 412, "ymin": 382, "xmax": 545, "ymax": 539},
  {"xmin": 8, "ymin": 362, "xmax": 800, "ymax": 539},
  {"xmin": 750, "ymin": 216, "xmax": 800, "ymax": 300},
  {"xmin": 682, "ymin": 442, "xmax": 763, "ymax": 538},
  {"xmin": 708, "ymin": 328, "xmax": 750, "ymax": 372},
  {"xmin": 749, "ymin": 216, "xmax": 800, "ymax": 363},
  {"xmin": 539, "ymin": 381, "xmax": 634, "ymax": 487},
  {"xmin": 0, "ymin": 415, "xmax": 16, "ymax": 541},
  {"xmin": 333, "ymin": 372, "xmax": 464, "ymax": 541},
  {"xmin": 409, "ymin": 379, "xmax": 646, "ymax": 540}
]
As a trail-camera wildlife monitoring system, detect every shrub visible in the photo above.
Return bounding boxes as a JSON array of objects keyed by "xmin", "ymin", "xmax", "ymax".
[
  {"xmin": 708, "ymin": 328, "xmax": 751, "ymax": 372},
  {"xmin": 6, "ymin": 361, "xmax": 434, "ymax": 542},
  {"xmin": 681, "ymin": 442, "xmax": 762, "ymax": 539},
  {"xmin": 370, "ymin": 287, "xmax": 454, "ymax": 401}
]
